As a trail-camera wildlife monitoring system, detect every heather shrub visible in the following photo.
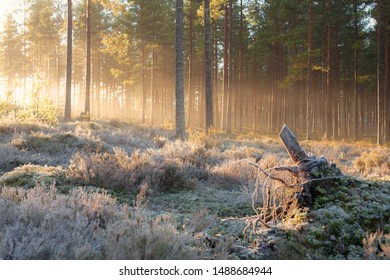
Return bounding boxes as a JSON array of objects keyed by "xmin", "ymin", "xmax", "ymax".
[
  {"xmin": 260, "ymin": 154, "xmax": 279, "ymax": 170},
  {"xmin": 0, "ymin": 184, "xmax": 231, "ymax": 260},
  {"xmin": 353, "ymin": 149, "xmax": 390, "ymax": 176},
  {"xmin": 68, "ymin": 148, "xmax": 145, "ymax": 191},
  {"xmin": 68, "ymin": 147, "xmax": 192, "ymax": 192},
  {"xmin": 211, "ymin": 159, "xmax": 257, "ymax": 187},
  {"xmin": 221, "ymin": 146, "xmax": 262, "ymax": 161},
  {"xmin": 0, "ymin": 117, "xmax": 51, "ymax": 135},
  {"xmin": 154, "ymin": 135, "xmax": 168, "ymax": 148},
  {"xmin": 154, "ymin": 141, "xmax": 219, "ymax": 169},
  {"xmin": 188, "ymin": 129, "xmax": 221, "ymax": 149},
  {"xmin": 11, "ymin": 130, "xmax": 107, "ymax": 155}
]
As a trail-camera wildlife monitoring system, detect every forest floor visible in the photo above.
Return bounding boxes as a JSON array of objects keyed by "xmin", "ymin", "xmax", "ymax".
[{"xmin": 0, "ymin": 117, "xmax": 389, "ymax": 260}]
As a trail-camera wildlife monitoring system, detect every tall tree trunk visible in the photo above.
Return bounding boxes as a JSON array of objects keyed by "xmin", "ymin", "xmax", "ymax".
[
  {"xmin": 141, "ymin": 46, "xmax": 147, "ymax": 124},
  {"xmin": 222, "ymin": 3, "xmax": 229, "ymax": 131},
  {"xmin": 176, "ymin": 0, "xmax": 185, "ymax": 139},
  {"xmin": 187, "ymin": 0, "xmax": 194, "ymax": 127},
  {"xmin": 84, "ymin": 0, "xmax": 91, "ymax": 117},
  {"xmin": 325, "ymin": 1, "xmax": 332, "ymax": 140},
  {"xmin": 306, "ymin": 0, "xmax": 313, "ymax": 140},
  {"xmin": 151, "ymin": 48, "xmax": 156, "ymax": 126},
  {"xmin": 238, "ymin": 0, "xmax": 244, "ymax": 133},
  {"xmin": 64, "ymin": 0, "xmax": 72, "ymax": 122},
  {"xmin": 205, "ymin": 0, "xmax": 213, "ymax": 132},
  {"xmin": 252, "ymin": 51, "xmax": 257, "ymax": 129},
  {"xmin": 226, "ymin": 0, "xmax": 233, "ymax": 133},
  {"xmin": 377, "ymin": 0, "xmax": 383, "ymax": 145},
  {"xmin": 354, "ymin": 1, "xmax": 359, "ymax": 140},
  {"xmin": 385, "ymin": 7, "xmax": 390, "ymax": 141},
  {"xmin": 213, "ymin": 22, "xmax": 220, "ymax": 129}
]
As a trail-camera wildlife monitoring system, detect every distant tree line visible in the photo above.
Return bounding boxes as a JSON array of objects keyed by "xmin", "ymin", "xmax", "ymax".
[{"xmin": 0, "ymin": 0, "xmax": 389, "ymax": 143}]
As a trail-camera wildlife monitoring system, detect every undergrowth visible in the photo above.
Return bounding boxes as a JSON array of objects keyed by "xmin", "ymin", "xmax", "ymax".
[{"xmin": 0, "ymin": 118, "xmax": 389, "ymax": 260}]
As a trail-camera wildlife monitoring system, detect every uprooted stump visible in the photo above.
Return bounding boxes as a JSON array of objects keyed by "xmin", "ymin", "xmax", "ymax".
[
  {"xmin": 230, "ymin": 124, "xmax": 348, "ymax": 239},
  {"xmin": 278, "ymin": 124, "xmax": 344, "ymax": 208}
]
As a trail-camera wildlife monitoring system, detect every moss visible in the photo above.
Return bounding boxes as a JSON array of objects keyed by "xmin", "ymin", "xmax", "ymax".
[{"xmin": 0, "ymin": 164, "xmax": 69, "ymax": 188}]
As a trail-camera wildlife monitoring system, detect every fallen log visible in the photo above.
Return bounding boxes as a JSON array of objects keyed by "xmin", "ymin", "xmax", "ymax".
[{"xmin": 278, "ymin": 124, "xmax": 343, "ymax": 207}]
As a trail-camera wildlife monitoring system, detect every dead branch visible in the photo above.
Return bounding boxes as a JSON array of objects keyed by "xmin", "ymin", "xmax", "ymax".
[{"xmin": 248, "ymin": 162, "xmax": 289, "ymax": 186}]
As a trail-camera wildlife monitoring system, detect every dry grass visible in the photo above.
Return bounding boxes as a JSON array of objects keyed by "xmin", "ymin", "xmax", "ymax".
[{"xmin": 363, "ymin": 230, "xmax": 390, "ymax": 260}]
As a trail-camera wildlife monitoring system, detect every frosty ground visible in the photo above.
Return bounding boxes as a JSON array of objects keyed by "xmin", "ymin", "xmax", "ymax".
[{"xmin": 0, "ymin": 118, "xmax": 389, "ymax": 259}]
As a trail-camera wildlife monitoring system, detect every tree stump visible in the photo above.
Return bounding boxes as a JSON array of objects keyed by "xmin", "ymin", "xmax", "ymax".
[{"xmin": 278, "ymin": 124, "xmax": 343, "ymax": 207}]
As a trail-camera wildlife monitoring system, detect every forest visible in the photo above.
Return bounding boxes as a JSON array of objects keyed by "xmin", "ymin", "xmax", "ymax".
[
  {"xmin": 0, "ymin": 0, "xmax": 389, "ymax": 142},
  {"xmin": 0, "ymin": 0, "xmax": 389, "ymax": 260}
]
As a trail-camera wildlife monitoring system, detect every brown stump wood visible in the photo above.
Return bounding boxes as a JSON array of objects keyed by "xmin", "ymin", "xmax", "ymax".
[
  {"xmin": 279, "ymin": 124, "xmax": 308, "ymax": 163},
  {"xmin": 278, "ymin": 124, "xmax": 343, "ymax": 207}
]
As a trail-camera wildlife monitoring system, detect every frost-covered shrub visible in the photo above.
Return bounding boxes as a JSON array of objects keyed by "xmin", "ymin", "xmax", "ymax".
[
  {"xmin": 0, "ymin": 184, "xmax": 231, "ymax": 260},
  {"xmin": 154, "ymin": 135, "xmax": 168, "ymax": 148},
  {"xmin": 221, "ymin": 146, "xmax": 262, "ymax": 161},
  {"xmin": 353, "ymin": 149, "xmax": 390, "ymax": 175},
  {"xmin": 211, "ymin": 159, "xmax": 257, "ymax": 187},
  {"xmin": 68, "ymin": 148, "xmax": 192, "ymax": 192},
  {"xmin": 259, "ymin": 154, "xmax": 279, "ymax": 170},
  {"xmin": 363, "ymin": 230, "xmax": 390, "ymax": 260},
  {"xmin": 11, "ymin": 130, "xmax": 107, "ymax": 155},
  {"xmin": 188, "ymin": 129, "xmax": 223, "ymax": 149}
]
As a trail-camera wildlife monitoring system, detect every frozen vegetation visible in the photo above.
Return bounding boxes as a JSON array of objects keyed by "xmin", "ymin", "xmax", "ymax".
[{"xmin": 0, "ymin": 117, "xmax": 389, "ymax": 260}]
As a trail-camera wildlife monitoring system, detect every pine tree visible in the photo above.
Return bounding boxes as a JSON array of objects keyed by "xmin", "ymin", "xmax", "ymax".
[
  {"xmin": 204, "ymin": 0, "xmax": 213, "ymax": 132},
  {"xmin": 176, "ymin": 0, "xmax": 185, "ymax": 139},
  {"xmin": 0, "ymin": 14, "xmax": 23, "ymax": 89},
  {"xmin": 64, "ymin": 0, "xmax": 72, "ymax": 122},
  {"xmin": 84, "ymin": 0, "xmax": 91, "ymax": 117}
]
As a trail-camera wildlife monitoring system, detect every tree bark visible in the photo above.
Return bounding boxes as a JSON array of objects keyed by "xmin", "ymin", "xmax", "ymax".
[
  {"xmin": 325, "ymin": 1, "xmax": 332, "ymax": 140},
  {"xmin": 175, "ymin": 0, "xmax": 185, "ymax": 139},
  {"xmin": 354, "ymin": 1, "xmax": 359, "ymax": 140},
  {"xmin": 222, "ymin": 3, "xmax": 229, "ymax": 131},
  {"xmin": 84, "ymin": 0, "xmax": 91, "ymax": 117},
  {"xmin": 64, "ymin": 0, "xmax": 72, "ymax": 122},
  {"xmin": 377, "ymin": 0, "xmax": 383, "ymax": 145},
  {"xmin": 279, "ymin": 124, "xmax": 308, "ymax": 163},
  {"xmin": 306, "ymin": 0, "xmax": 313, "ymax": 140},
  {"xmin": 204, "ymin": 0, "xmax": 213, "ymax": 132},
  {"xmin": 278, "ymin": 124, "xmax": 342, "ymax": 207}
]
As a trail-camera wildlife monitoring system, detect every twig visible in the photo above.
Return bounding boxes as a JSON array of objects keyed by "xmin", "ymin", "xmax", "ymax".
[{"xmin": 248, "ymin": 162, "xmax": 288, "ymax": 186}]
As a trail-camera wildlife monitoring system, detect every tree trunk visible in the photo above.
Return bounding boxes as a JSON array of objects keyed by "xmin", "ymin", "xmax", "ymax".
[
  {"xmin": 64, "ymin": 0, "xmax": 72, "ymax": 122},
  {"xmin": 222, "ymin": 3, "xmax": 229, "ymax": 131},
  {"xmin": 204, "ymin": 0, "xmax": 213, "ymax": 132},
  {"xmin": 84, "ymin": 0, "xmax": 91, "ymax": 117},
  {"xmin": 187, "ymin": 0, "xmax": 194, "ymax": 127},
  {"xmin": 385, "ymin": 9, "xmax": 390, "ymax": 141},
  {"xmin": 226, "ymin": 0, "xmax": 233, "ymax": 133},
  {"xmin": 377, "ymin": 0, "xmax": 383, "ymax": 145},
  {"xmin": 238, "ymin": 0, "xmax": 244, "ymax": 133},
  {"xmin": 175, "ymin": 0, "xmax": 185, "ymax": 139},
  {"xmin": 354, "ymin": 1, "xmax": 359, "ymax": 140},
  {"xmin": 306, "ymin": 0, "xmax": 313, "ymax": 140},
  {"xmin": 325, "ymin": 1, "xmax": 332, "ymax": 140},
  {"xmin": 279, "ymin": 124, "xmax": 308, "ymax": 163}
]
